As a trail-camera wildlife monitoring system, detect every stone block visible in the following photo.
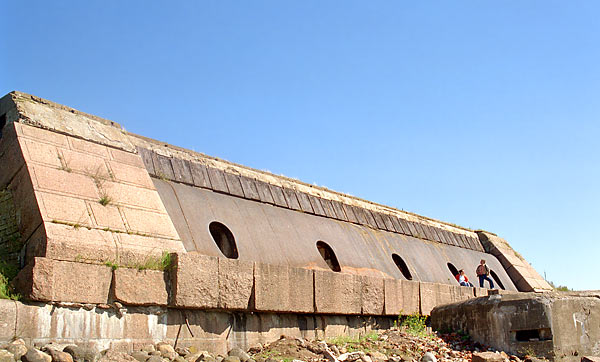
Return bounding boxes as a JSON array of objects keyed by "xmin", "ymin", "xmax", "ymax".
[
  {"xmin": 88, "ymin": 202, "xmax": 127, "ymax": 231},
  {"xmin": 31, "ymin": 165, "xmax": 100, "ymax": 199},
  {"xmin": 43, "ymin": 222, "xmax": 119, "ymax": 263},
  {"xmin": 153, "ymin": 153, "xmax": 175, "ymax": 180},
  {"xmin": 314, "ymin": 270, "xmax": 360, "ymax": 314},
  {"xmin": 254, "ymin": 263, "xmax": 313, "ymax": 313},
  {"xmin": 420, "ymin": 282, "xmax": 455, "ymax": 316},
  {"xmin": 0, "ymin": 124, "xmax": 25, "ymax": 188},
  {"xmin": 361, "ymin": 275, "xmax": 384, "ymax": 315},
  {"xmin": 296, "ymin": 191, "xmax": 314, "ymax": 213},
  {"xmin": 206, "ymin": 167, "xmax": 228, "ymax": 193},
  {"xmin": 21, "ymin": 138, "xmax": 62, "ymax": 168},
  {"xmin": 109, "ymin": 148, "xmax": 145, "ymax": 168},
  {"xmin": 137, "ymin": 147, "xmax": 155, "ymax": 175},
  {"xmin": 224, "ymin": 172, "xmax": 244, "ymax": 197},
  {"xmin": 170, "ymin": 253, "xmax": 219, "ymax": 308},
  {"xmin": 37, "ymin": 191, "xmax": 93, "ymax": 227},
  {"xmin": 13, "ymin": 257, "xmax": 111, "ymax": 303},
  {"xmin": 239, "ymin": 176, "xmax": 260, "ymax": 201},
  {"xmin": 103, "ymin": 181, "xmax": 165, "ymax": 211},
  {"xmin": 472, "ymin": 352, "xmax": 503, "ymax": 362},
  {"xmin": 8, "ymin": 167, "xmax": 42, "ymax": 241},
  {"xmin": 121, "ymin": 207, "xmax": 179, "ymax": 239},
  {"xmin": 20, "ymin": 123, "xmax": 69, "ymax": 147},
  {"xmin": 0, "ymin": 299, "xmax": 17, "ymax": 340},
  {"xmin": 113, "ymin": 268, "xmax": 168, "ymax": 306},
  {"xmin": 59, "ymin": 148, "xmax": 110, "ymax": 177},
  {"xmin": 108, "ymin": 160, "xmax": 154, "ymax": 188},
  {"xmin": 363, "ymin": 209, "xmax": 379, "ymax": 229},
  {"xmin": 474, "ymin": 287, "xmax": 488, "ymax": 297},
  {"xmin": 401, "ymin": 280, "xmax": 420, "ymax": 315},
  {"xmin": 189, "ymin": 161, "xmax": 212, "ymax": 189},
  {"xmin": 282, "ymin": 188, "xmax": 302, "ymax": 211},
  {"xmin": 331, "ymin": 200, "xmax": 349, "ymax": 221},
  {"xmin": 268, "ymin": 184, "xmax": 288, "ymax": 207},
  {"xmin": 319, "ymin": 198, "xmax": 337, "ymax": 219},
  {"xmin": 383, "ymin": 278, "xmax": 402, "ymax": 315},
  {"xmin": 170, "ymin": 158, "xmax": 193, "ymax": 185},
  {"xmin": 308, "ymin": 195, "xmax": 326, "ymax": 217},
  {"xmin": 255, "ymin": 180, "xmax": 275, "ymax": 204},
  {"xmin": 69, "ymin": 137, "xmax": 110, "ymax": 158},
  {"xmin": 218, "ymin": 258, "xmax": 254, "ymax": 310}
]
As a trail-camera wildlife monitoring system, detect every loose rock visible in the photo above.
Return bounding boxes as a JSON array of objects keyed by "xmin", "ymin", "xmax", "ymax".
[
  {"xmin": 228, "ymin": 348, "xmax": 251, "ymax": 362},
  {"xmin": 46, "ymin": 349, "xmax": 75, "ymax": 362},
  {"xmin": 0, "ymin": 350, "xmax": 15, "ymax": 362},
  {"xmin": 22, "ymin": 348, "xmax": 52, "ymax": 362},
  {"xmin": 6, "ymin": 344, "xmax": 27, "ymax": 361}
]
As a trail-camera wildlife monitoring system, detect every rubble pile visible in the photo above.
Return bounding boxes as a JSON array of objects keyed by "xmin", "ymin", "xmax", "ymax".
[{"xmin": 0, "ymin": 329, "xmax": 544, "ymax": 362}]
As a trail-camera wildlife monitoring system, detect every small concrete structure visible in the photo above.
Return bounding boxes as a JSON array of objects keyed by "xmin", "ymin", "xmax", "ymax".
[{"xmin": 431, "ymin": 291, "xmax": 600, "ymax": 362}]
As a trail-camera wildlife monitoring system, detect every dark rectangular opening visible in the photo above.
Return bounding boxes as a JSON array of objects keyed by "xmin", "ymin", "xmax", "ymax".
[{"xmin": 514, "ymin": 328, "xmax": 552, "ymax": 342}]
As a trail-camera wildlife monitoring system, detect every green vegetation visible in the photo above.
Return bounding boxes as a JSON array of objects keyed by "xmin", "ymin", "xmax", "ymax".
[
  {"xmin": 328, "ymin": 331, "xmax": 379, "ymax": 352},
  {"xmin": 135, "ymin": 251, "xmax": 173, "ymax": 271},
  {"xmin": 0, "ymin": 260, "xmax": 21, "ymax": 300},
  {"xmin": 102, "ymin": 251, "xmax": 173, "ymax": 272},
  {"xmin": 548, "ymin": 280, "xmax": 571, "ymax": 291},
  {"xmin": 98, "ymin": 194, "xmax": 112, "ymax": 206},
  {"xmin": 398, "ymin": 313, "xmax": 430, "ymax": 337}
]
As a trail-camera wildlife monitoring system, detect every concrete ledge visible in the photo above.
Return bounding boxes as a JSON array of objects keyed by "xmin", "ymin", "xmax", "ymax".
[
  {"xmin": 314, "ymin": 270, "xmax": 360, "ymax": 314},
  {"xmin": 113, "ymin": 268, "xmax": 168, "ymax": 306},
  {"xmin": 13, "ymin": 257, "xmax": 111, "ymax": 304},
  {"xmin": 170, "ymin": 253, "xmax": 218, "ymax": 309},
  {"xmin": 254, "ymin": 263, "xmax": 314, "ymax": 313},
  {"xmin": 218, "ymin": 258, "xmax": 253, "ymax": 310}
]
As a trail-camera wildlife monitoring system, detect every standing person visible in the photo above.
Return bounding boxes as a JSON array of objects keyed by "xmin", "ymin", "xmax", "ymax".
[{"xmin": 476, "ymin": 259, "xmax": 494, "ymax": 288}]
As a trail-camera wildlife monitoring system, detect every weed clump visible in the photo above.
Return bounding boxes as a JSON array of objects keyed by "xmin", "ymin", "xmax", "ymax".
[{"xmin": 399, "ymin": 313, "xmax": 430, "ymax": 337}]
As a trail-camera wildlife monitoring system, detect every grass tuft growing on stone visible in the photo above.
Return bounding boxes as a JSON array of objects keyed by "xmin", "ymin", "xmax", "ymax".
[{"xmin": 134, "ymin": 251, "xmax": 173, "ymax": 271}]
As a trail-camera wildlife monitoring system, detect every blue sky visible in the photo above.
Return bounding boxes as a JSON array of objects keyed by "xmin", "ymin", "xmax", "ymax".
[{"xmin": 2, "ymin": 1, "xmax": 598, "ymax": 290}]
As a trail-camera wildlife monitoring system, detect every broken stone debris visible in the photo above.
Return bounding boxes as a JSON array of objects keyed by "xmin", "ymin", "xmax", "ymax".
[{"xmin": 0, "ymin": 328, "xmax": 556, "ymax": 362}]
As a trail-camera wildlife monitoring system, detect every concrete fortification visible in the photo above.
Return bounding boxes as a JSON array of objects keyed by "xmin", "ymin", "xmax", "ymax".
[{"xmin": 0, "ymin": 92, "xmax": 562, "ymax": 354}]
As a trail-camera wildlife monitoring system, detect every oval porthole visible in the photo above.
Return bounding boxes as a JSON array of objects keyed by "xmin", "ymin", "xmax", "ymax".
[
  {"xmin": 316, "ymin": 241, "xmax": 341, "ymax": 272},
  {"xmin": 209, "ymin": 221, "xmax": 238, "ymax": 259},
  {"xmin": 489, "ymin": 269, "xmax": 506, "ymax": 290},
  {"xmin": 392, "ymin": 254, "xmax": 413, "ymax": 280},
  {"xmin": 447, "ymin": 262, "xmax": 459, "ymax": 278}
]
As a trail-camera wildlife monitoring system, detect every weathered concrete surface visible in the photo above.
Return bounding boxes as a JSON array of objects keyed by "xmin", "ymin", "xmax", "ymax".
[
  {"xmin": 431, "ymin": 292, "xmax": 600, "ymax": 362},
  {"xmin": 0, "ymin": 299, "xmax": 395, "ymax": 355},
  {"xmin": 154, "ymin": 180, "xmax": 516, "ymax": 289}
]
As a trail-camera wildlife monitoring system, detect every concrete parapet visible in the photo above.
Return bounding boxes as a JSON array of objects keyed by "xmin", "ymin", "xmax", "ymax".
[
  {"xmin": 13, "ymin": 257, "xmax": 112, "ymax": 304},
  {"xmin": 314, "ymin": 270, "xmax": 361, "ymax": 314}
]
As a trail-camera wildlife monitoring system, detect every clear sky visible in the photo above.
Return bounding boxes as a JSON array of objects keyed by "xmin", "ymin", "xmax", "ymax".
[{"xmin": 2, "ymin": 1, "xmax": 598, "ymax": 290}]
